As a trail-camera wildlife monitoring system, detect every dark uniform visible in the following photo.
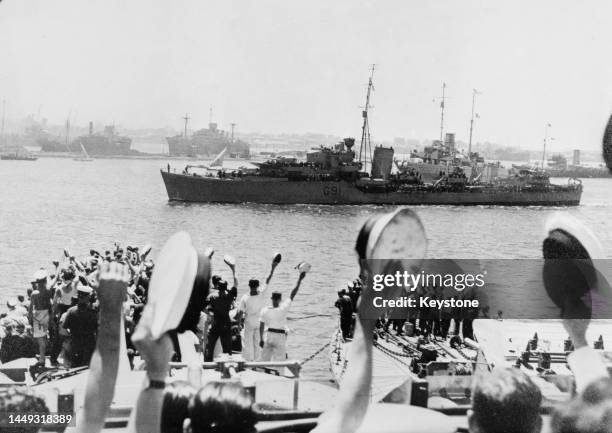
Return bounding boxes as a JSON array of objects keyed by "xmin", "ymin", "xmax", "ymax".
[
  {"xmin": 204, "ymin": 283, "xmax": 234, "ymax": 361},
  {"xmin": 63, "ymin": 304, "xmax": 98, "ymax": 367},
  {"xmin": 335, "ymin": 292, "xmax": 354, "ymax": 339}
]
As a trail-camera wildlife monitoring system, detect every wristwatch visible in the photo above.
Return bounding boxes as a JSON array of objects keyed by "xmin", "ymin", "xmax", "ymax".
[{"xmin": 145, "ymin": 376, "xmax": 166, "ymax": 390}]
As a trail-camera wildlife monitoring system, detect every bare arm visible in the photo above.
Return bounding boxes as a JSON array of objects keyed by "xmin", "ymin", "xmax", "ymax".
[
  {"xmin": 52, "ymin": 288, "xmax": 62, "ymax": 316},
  {"xmin": 127, "ymin": 308, "xmax": 173, "ymax": 433},
  {"xmin": 228, "ymin": 262, "xmax": 238, "ymax": 290},
  {"xmin": 265, "ymin": 261, "xmax": 279, "ymax": 286},
  {"xmin": 47, "ymin": 273, "xmax": 60, "ymax": 292},
  {"xmin": 70, "ymin": 256, "xmax": 85, "ymax": 273},
  {"xmin": 563, "ymin": 319, "xmax": 609, "ymax": 393},
  {"xmin": 313, "ymin": 317, "xmax": 375, "ymax": 433},
  {"xmin": 312, "ymin": 262, "xmax": 375, "ymax": 433},
  {"xmin": 289, "ymin": 272, "xmax": 306, "ymax": 301},
  {"xmin": 72, "ymin": 262, "xmax": 129, "ymax": 433}
]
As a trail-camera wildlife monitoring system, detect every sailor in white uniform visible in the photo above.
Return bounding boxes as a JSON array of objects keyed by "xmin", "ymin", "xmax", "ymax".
[
  {"xmin": 259, "ymin": 271, "xmax": 306, "ymax": 362},
  {"xmin": 235, "ymin": 254, "xmax": 280, "ymax": 361},
  {"xmin": 236, "ymin": 258, "xmax": 278, "ymax": 361}
]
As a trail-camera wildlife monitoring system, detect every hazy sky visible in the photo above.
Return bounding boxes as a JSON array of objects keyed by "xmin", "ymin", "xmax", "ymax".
[{"xmin": 2, "ymin": 0, "xmax": 611, "ymax": 151}]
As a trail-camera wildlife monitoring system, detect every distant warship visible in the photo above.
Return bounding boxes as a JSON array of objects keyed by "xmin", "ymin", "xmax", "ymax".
[{"xmin": 161, "ymin": 68, "xmax": 582, "ymax": 206}]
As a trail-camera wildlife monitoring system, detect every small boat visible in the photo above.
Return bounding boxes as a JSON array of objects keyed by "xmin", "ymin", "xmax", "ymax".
[{"xmin": 73, "ymin": 143, "xmax": 93, "ymax": 162}]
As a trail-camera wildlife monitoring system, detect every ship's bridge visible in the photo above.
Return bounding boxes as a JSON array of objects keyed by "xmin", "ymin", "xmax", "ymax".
[{"xmin": 306, "ymin": 138, "xmax": 357, "ymax": 169}]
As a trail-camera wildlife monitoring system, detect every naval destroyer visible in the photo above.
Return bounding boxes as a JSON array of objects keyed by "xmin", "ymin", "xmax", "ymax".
[{"xmin": 161, "ymin": 69, "xmax": 582, "ymax": 206}]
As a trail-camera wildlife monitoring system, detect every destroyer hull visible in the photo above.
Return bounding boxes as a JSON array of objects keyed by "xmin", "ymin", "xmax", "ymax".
[{"xmin": 161, "ymin": 171, "xmax": 581, "ymax": 206}]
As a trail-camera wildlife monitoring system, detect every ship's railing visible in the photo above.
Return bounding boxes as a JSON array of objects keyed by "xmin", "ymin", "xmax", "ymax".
[{"xmin": 166, "ymin": 359, "xmax": 303, "ymax": 409}]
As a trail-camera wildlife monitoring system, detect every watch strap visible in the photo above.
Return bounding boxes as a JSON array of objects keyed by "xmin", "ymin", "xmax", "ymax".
[{"xmin": 147, "ymin": 378, "xmax": 166, "ymax": 389}]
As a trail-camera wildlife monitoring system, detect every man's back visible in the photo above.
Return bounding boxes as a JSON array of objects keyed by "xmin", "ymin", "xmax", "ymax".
[
  {"xmin": 261, "ymin": 299, "xmax": 291, "ymax": 329},
  {"xmin": 206, "ymin": 291, "xmax": 233, "ymax": 323},
  {"xmin": 336, "ymin": 295, "xmax": 353, "ymax": 316},
  {"xmin": 63, "ymin": 306, "xmax": 98, "ymax": 340}
]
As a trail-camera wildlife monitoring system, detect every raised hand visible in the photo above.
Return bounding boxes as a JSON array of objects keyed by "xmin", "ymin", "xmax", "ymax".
[
  {"xmin": 96, "ymin": 261, "xmax": 130, "ymax": 309},
  {"xmin": 132, "ymin": 307, "xmax": 174, "ymax": 379},
  {"xmin": 562, "ymin": 318, "xmax": 589, "ymax": 349}
]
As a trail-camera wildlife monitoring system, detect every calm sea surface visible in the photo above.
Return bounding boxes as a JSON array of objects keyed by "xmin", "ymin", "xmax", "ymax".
[{"xmin": 1, "ymin": 157, "xmax": 611, "ymax": 378}]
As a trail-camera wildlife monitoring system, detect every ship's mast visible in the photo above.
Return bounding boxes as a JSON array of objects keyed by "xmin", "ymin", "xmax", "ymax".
[
  {"xmin": 439, "ymin": 83, "xmax": 447, "ymax": 142},
  {"xmin": 541, "ymin": 122, "xmax": 551, "ymax": 169},
  {"xmin": 209, "ymin": 106, "xmax": 213, "ymax": 124},
  {"xmin": 468, "ymin": 88, "xmax": 480, "ymax": 158},
  {"xmin": 182, "ymin": 113, "xmax": 190, "ymax": 137},
  {"xmin": 359, "ymin": 64, "xmax": 375, "ymax": 174}
]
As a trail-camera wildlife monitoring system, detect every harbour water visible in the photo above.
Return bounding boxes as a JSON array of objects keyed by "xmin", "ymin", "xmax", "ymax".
[{"xmin": 1, "ymin": 157, "xmax": 611, "ymax": 378}]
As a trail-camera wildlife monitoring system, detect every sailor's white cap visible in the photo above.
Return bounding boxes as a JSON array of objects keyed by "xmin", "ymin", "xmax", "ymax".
[
  {"xmin": 295, "ymin": 262, "xmax": 311, "ymax": 274},
  {"xmin": 366, "ymin": 207, "xmax": 427, "ymax": 260},
  {"xmin": 223, "ymin": 255, "xmax": 235, "ymax": 267},
  {"xmin": 544, "ymin": 213, "xmax": 605, "ymax": 259},
  {"xmin": 77, "ymin": 285, "xmax": 93, "ymax": 295},
  {"xmin": 6, "ymin": 298, "xmax": 17, "ymax": 309},
  {"xmin": 146, "ymin": 231, "xmax": 199, "ymax": 339}
]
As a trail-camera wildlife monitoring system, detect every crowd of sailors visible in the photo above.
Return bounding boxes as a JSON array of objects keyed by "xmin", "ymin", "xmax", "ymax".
[
  {"xmin": 0, "ymin": 246, "xmax": 155, "ymax": 370},
  {"xmin": 0, "ymin": 246, "xmax": 309, "ymax": 375},
  {"xmin": 0, "ymin": 235, "xmax": 611, "ymax": 433}
]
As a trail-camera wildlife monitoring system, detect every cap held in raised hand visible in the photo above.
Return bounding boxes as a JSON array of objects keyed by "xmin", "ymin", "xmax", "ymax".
[
  {"xmin": 544, "ymin": 213, "xmax": 604, "ymax": 260},
  {"xmin": 542, "ymin": 213, "xmax": 607, "ymax": 319},
  {"xmin": 141, "ymin": 244, "xmax": 152, "ymax": 257},
  {"xmin": 355, "ymin": 208, "xmax": 428, "ymax": 319},
  {"xmin": 145, "ymin": 231, "xmax": 211, "ymax": 339},
  {"xmin": 223, "ymin": 255, "xmax": 236, "ymax": 267},
  {"xmin": 295, "ymin": 262, "xmax": 311, "ymax": 274},
  {"xmin": 356, "ymin": 207, "xmax": 427, "ymax": 261},
  {"xmin": 272, "ymin": 252, "xmax": 282, "ymax": 265}
]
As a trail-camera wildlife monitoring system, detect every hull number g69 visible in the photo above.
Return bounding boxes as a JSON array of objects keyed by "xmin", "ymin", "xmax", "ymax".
[{"xmin": 323, "ymin": 185, "xmax": 338, "ymax": 196}]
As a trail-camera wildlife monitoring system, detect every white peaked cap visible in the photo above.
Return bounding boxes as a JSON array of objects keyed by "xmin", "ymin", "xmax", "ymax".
[
  {"xmin": 545, "ymin": 213, "xmax": 605, "ymax": 260},
  {"xmin": 147, "ymin": 231, "xmax": 198, "ymax": 339}
]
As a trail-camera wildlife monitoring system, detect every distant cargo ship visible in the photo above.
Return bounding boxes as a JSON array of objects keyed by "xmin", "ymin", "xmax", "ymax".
[
  {"xmin": 166, "ymin": 114, "xmax": 250, "ymax": 158},
  {"xmin": 161, "ymin": 69, "xmax": 582, "ymax": 207},
  {"xmin": 41, "ymin": 122, "xmax": 134, "ymax": 156}
]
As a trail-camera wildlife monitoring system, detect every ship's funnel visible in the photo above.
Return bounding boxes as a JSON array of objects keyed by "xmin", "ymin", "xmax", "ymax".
[
  {"xmin": 573, "ymin": 149, "xmax": 580, "ymax": 166},
  {"xmin": 444, "ymin": 133, "xmax": 455, "ymax": 155},
  {"xmin": 371, "ymin": 146, "xmax": 394, "ymax": 180},
  {"xmin": 88, "ymin": 121, "xmax": 93, "ymax": 136}
]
